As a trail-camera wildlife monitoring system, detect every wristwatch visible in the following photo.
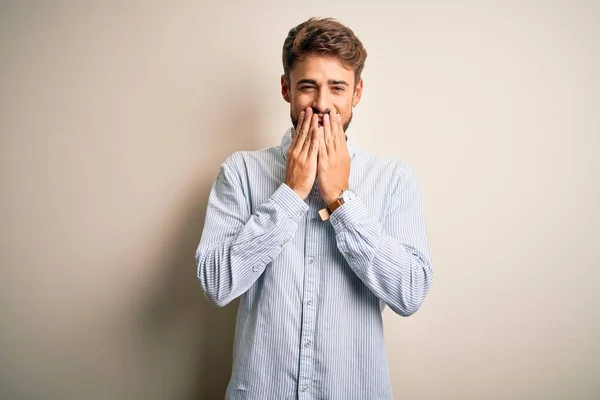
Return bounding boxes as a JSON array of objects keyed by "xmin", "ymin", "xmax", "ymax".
[{"xmin": 318, "ymin": 189, "xmax": 356, "ymax": 221}]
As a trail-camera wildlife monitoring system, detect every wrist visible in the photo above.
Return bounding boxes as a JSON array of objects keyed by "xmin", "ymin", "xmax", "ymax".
[
  {"xmin": 324, "ymin": 195, "xmax": 339, "ymax": 205},
  {"xmin": 323, "ymin": 188, "xmax": 345, "ymax": 206},
  {"xmin": 324, "ymin": 187, "xmax": 347, "ymax": 205},
  {"xmin": 319, "ymin": 189, "xmax": 356, "ymax": 221},
  {"xmin": 283, "ymin": 182, "xmax": 304, "ymax": 199}
]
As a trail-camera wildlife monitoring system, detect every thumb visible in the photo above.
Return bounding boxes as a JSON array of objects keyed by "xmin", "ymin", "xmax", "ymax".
[{"xmin": 317, "ymin": 126, "xmax": 327, "ymax": 159}]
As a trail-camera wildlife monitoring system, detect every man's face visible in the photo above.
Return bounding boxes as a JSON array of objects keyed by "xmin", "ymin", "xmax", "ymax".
[{"xmin": 281, "ymin": 55, "xmax": 363, "ymax": 132}]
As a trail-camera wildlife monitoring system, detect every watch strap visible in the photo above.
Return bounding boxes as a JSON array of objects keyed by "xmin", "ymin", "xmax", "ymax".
[
  {"xmin": 327, "ymin": 197, "xmax": 345, "ymax": 214},
  {"xmin": 318, "ymin": 190, "xmax": 347, "ymax": 221}
]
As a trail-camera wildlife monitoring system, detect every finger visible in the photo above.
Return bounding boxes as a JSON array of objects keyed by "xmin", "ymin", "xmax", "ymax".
[
  {"xmin": 301, "ymin": 113, "xmax": 319, "ymax": 154},
  {"xmin": 335, "ymin": 113, "xmax": 344, "ymax": 144},
  {"xmin": 301, "ymin": 107, "xmax": 313, "ymax": 135},
  {"xmin": 295, "ymin": 110, "xmax": 305, "ymax": 135},
  {"xmin": 335, "ymin": 113, "xmax": 349, "ymax": 152},
  {"xmin": 323, "ymin": 112, "xmax": 333, "ymax": 154},
  {"xmin": 293, "ymin": 108, "xmax": 312, "ymax": 152},
  {"xmin": 308, "ymin": 125, "xmax": 321, "ymax": 158},
  {"xmin": 330, "ymin": 109, "xmax": 340, "ymax": 149},
  {"xmin": 291, "ymin": 110, "xmax": 305, "ymax": 146},
  {"xmin": 318, "ymin": 124, "xmax": 328, "ymax": 161}
]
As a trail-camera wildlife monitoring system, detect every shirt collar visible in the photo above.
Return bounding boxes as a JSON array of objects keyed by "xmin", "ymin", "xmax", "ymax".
[{"xmin": 280, "ymin": 126, "xmax": 358, "ymax": 160}]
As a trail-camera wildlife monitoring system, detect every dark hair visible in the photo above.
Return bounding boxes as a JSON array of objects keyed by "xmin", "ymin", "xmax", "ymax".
[{"xmin": 282, "ymin": 17, "xmax": 367, "ymax": 86}]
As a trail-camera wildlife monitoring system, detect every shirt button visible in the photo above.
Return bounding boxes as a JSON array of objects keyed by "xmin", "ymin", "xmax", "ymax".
[
  {"xmin": 311, "ymin": 216, "xmax": 317, "ymax": 222},
  {"xmin": 304, "ymin": 341, "xmax": 311, "ymax": 348},
  {"xmin": 301, "ymin": 385, "xmax": 308, "ymax": 392},
  {"xmin": 307, "ymin": 299, "xmax": 313, "ymax": 305},
  {"xmin": 308, "ymin": 258, "xmax": 314, "ymax": 264}
]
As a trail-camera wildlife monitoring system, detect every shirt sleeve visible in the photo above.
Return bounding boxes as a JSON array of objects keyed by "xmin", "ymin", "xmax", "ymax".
[
  {"xmin": 196, "ymin": 158, "xmax": 309, "ymax": 307},
  {"xmin": 329, "ymin": 163, "xmax": 433, "ymax": 316}
]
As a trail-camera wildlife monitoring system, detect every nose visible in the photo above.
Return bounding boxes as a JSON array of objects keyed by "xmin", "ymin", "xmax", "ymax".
[{"xmin": 312, "ymin": 88, "xmax": 330, "ymax": 116}]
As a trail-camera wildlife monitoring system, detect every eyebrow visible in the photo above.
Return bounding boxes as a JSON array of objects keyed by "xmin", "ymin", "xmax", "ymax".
[{"xmin": 296, "ymin": 79, "xmax": 350, "ymax": 86}]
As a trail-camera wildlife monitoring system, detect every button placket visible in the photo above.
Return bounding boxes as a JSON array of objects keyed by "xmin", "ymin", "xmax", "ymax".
[{"xmin": 298, "ymin": 202, "xmax": 320, "ymax": 396}]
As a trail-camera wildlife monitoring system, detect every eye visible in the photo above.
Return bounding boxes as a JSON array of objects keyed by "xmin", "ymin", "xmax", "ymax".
[
  {"xmin": 332, "ymin": 86, "xmax": 345, "ymax": 92},
  {"xmin": 299, "ymin": 86, "xmax": 315, "ymax": 91}
]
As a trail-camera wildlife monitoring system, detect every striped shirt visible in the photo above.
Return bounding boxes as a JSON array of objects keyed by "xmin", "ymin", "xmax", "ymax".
[{"xmin": 196, "ymin": 127, "xmax": 433, "ymax": 400}]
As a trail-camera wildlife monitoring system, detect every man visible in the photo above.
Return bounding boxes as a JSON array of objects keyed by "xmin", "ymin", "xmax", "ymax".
[{"xmin": 196, "ymin": 17, "xmax": 433, "ymax": 400}]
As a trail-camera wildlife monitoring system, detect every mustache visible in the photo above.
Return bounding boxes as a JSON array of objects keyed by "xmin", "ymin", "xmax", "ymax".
[
  {"xmin": 312, "ymin": 108, "xmax": 331, "ymax": 116},
  {"xmin": 290, "ymin": 110, "xmax": 353, "ymax": 134}
]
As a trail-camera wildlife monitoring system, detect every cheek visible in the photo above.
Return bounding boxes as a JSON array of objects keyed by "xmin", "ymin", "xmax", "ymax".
[
  {"xmin": 335, "ymin": 101, "xmax": 353, "ymax": 118},
  {"xmin": 293, "ymin": 93, "xmax": 312, "ymax": 108}
]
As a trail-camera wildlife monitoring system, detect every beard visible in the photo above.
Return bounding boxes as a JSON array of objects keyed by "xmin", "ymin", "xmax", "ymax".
[{"xmin": 290, "ymin": 110, "xmax": 353, "ymax": 134}]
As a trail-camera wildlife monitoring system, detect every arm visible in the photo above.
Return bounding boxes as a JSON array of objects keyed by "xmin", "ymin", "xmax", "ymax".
[
  {"xmin": 196, "ymin": 157, "xmax": 308, "ymax": 307},
  {"xmin": 330, "ymin": 163, "xmax": 433, "ymax": 316},
  {"xmin": 197, "ymin": 108, "xmax": 322, "ymax": 307}
]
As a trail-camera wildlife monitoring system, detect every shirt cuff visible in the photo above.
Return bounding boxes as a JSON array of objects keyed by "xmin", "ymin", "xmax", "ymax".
[
  {"xmin": 272, "ymin": 183, "xmax": 309, "ymax": 222},
  {"xmin": 329, "ymin": 194, "xmax": 369, "ymax": 231}
]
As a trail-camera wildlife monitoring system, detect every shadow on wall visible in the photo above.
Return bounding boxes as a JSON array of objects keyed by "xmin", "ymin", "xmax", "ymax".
[{"xmin": 138, "ymin": 83, "xmax": 264, "ymax": 399}]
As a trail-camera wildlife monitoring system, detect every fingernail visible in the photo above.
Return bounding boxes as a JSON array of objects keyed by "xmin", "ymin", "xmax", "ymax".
[
  {"xmin": 299, "ymin": 111, "xmax": 305, "ymax": 119},
  {"xmin": 324, "ymin": 114, "xmax": 329, "ymax": 123}
]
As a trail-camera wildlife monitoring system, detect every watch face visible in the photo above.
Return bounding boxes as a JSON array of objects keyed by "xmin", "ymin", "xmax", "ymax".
[{"xmin": 341, "ymin": 190, "xmax": 356, "ymax": 202}]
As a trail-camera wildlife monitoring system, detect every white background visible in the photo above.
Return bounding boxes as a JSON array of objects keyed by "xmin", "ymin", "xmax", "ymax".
[{"xmin": 1, "ymin": 1, "xmax": 598, "ymax": 398}]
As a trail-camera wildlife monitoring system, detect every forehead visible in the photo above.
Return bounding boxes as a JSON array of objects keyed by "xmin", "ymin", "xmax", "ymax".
[{"xmin": 290, "ymin": 55, "xmax": 355, "ymax": 83}]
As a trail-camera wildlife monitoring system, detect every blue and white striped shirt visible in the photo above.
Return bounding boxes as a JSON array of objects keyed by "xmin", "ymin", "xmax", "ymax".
[{"xmin": 196, "ymin": 127, "xmax": 433, "ymax": 400}]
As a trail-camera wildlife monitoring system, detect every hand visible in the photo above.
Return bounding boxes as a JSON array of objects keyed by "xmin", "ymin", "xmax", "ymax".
[
  {"xmin": 317, "ymin": 108, "xmax": 350, "ymax": 205},
  {"xmin": 284, "ymin": 108, "xmax": 321, "ymax": 200}
]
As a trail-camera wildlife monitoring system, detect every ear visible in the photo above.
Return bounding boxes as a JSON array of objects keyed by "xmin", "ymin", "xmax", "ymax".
[
  {"xmin": 281, "ymin": 75, "xmax": 291, "ymax": 103},
  {"xmin": 352, "ymin": 78, "xmax": 363, "ymax": 107}
]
